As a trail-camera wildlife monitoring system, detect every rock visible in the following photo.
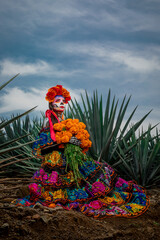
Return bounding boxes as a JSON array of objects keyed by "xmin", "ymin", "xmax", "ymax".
[
  {"xmin": 50, "ymin": 206, "xmax": 64, "ymax": 212},
  {"xmin": 29, "ymin": 220, "xmax": 36, "ymax": 223},
  {"xmin": 0, "ymin": 223, "xmax": 9, "ymax": 235},
  {"xmin": 33, "ymin": 202, "xmax": 44, "ymax": 209},
  {"xmin": 44, "ymin": 209, "xmax": 50, "ymax": 213},
  {"xmin": 24, "ymin": 207, "xmax": 38, "ymax": 215},
  {"xmin": 32, "ymin": 214, "xmax": 41, "ymax": 220},
  {"xmin": 17, "ymin": 206, "xmax": 24, "ymax": 210},
  {"xmin": 41, "ymin": 215, "xmax": 52, "ymax": 224},
  {"xmin": 0, "ymin": 198, "xmax": 15, "ymax": 203},
  {"xmin": 1, "ymin": 223, "xmax": 9, "ymax": 228},
  {"xmin": 3, "ymin": 203, "xmax": 9, "ymax": 207}
]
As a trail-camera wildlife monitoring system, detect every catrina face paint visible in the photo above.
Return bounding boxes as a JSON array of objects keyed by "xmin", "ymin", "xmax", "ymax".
[{"xmin": 52, "ymin": 95, "xmax": 66, "ymax": 112}]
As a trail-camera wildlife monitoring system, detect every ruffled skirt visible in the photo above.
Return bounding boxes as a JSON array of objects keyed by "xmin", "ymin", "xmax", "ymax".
[{"xmin": 15, "ymin": 150, "xmax": 149, "ymax": 218}]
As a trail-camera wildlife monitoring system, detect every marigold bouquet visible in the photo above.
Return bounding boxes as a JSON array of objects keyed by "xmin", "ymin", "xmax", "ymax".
[
  {"xmin": 53, "ymin": 119, "xmax": 93, "ymax": 187},
  {"xmin": 53, "ymin": 118, "xmax": 92, "ymax": 153}
]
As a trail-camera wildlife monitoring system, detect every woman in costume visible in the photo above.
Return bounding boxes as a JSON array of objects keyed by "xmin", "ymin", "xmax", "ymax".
[{"xmin": 16, "ymin": 85, "xmax": 149, "ymax": 218}]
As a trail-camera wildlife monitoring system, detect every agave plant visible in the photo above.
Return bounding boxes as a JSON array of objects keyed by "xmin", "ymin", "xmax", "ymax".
[
  {"xmin": 0, "ymin": 115, "xmax": 43, "ymax": 177},
  {"xmin": 0, "ymin": 75, "xmax": 39, "ymax": 177},
  {"xmin": 116, "ymin": 126, "xmax": 160, "ymax": 187},
  {"xmin": 68, "ymin": 90, "xmax": 152, "ymax": 166}
]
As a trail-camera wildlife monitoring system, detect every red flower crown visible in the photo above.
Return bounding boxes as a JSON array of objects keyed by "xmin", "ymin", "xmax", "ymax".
[{"xmin": 45, "ymin": 85, "xmax": 71, "ymax": 103}]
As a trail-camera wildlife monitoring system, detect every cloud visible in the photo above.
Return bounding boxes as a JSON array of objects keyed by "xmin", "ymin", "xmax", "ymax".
[
  {"xmin": 87, "ymin": 0, "xmax": 160, "ymax": 32},
  {"xmin": 1, "ymin": 0, "xmax": 160, "ymax": 40},
  {"xmin": 0, "ymin": 0, "xmax": 159, "ymax": 130},
  {"xmin": 0, "ymin": 86, "xmax": 85, "ymax": 114},
  {"xmin": 0, "ymin": 59, "xmax": 50, "ymax": 76},
  {"xmin": 109, "ymin": 51, "xmax": 160, "ymax": 73},
  {"xmin": 0, "ymin": 59, "xmax": 80, "ymax": 77},
  {"xmin": 0, "ymin": 0, "xmax": 87, "ymax": 36},
  {"xmin": 0, "ymin": 87, "xmax": 47, "ymax": 113},
  {"xmin": 60, "ymin": 42, "xmax": 160, "ymax": 73}
]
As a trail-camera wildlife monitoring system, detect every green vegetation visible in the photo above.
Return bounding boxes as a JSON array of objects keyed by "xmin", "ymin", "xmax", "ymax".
[
  {"xmin": 0, "ymin": 115, "xmax": 42, "ymax": 177},
  {"xmin": 0, "ymin": 76, "xmax": 159, "ymax": 188},
  {"xmin": 0, "ymin": 75, "xmax": 39, "ymax": 177},
  {"xmin": 68, "ymin": 90, "xmax": 160, "ymax": 187},
  {"xmin": 116, "ymin": 126, "xmax": 160, "ymax": 187}
]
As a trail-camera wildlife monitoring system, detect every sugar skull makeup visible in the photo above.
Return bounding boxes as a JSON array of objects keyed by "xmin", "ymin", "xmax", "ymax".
[{"xmin": 52, "ymin": 95, "xmax": 66, "ymax": 112}]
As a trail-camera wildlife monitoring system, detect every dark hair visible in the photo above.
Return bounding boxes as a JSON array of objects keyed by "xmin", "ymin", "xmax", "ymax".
[{"xmin": 49, "ymin": 102, "xmax": 54, "ymax": 110}]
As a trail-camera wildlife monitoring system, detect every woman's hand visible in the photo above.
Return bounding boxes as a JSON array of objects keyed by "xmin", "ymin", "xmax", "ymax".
[{"xmin": 69, "ymin": 136, "xmax": 81, "ymax": 146}]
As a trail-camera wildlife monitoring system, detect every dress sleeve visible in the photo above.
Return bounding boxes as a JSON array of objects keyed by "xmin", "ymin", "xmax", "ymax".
[
  {"xmin": 42, "ymin": 117, "xmax": 49, "ymax": 128},
  {"xmin": 32, "ymin": 128, "xmax": 55, "ymax": 157},
  {"xmin": 32, "ymin": 115, "xmax": 60, "ymax": 157}
]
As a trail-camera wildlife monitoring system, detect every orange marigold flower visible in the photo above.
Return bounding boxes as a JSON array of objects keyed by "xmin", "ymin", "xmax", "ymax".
[
  {"xmin": 77, "ymin": 129, "xmax": 88, "ymax": 139},
  {"xmin": 73, "ymin": 119, "xmax": 79, "ymax": 124},
  {"xmin": 78, "ymin": 122, "xmax": 86, "ymax": 129},
  {"xmin": 55, "ymin": 132, "xmax": 61, "ymax": 138},
  {"xmin": 88, "ymin": 140, "xmax": 92, "ymax": 147},
  {"xmin": 61, "ymin": 131, "xmax": 67, "ymax": 136},
  {"xmin": 61, "ymin": 120, "xmax": 67, "ymax": 124},
  {"xmin": 64, "ymin": 118, "xmax": 73, "ymax": 122},
  {"xmin": 83, "ymin": 129, "xmax": 88, "ymax": 135},
  {"xmin": 55, "ymin": 136, "xmax": 61, "ymax": 144},
  {"xmin": 85, "ymin": 132, "xmax": 90, "ymax": 139},
  {"xmin": 61, "ymin": 135, "xmax": 70, "ymax": 143},
  {"xmin": 75, "ymin": 133, "xmax": 84, "ymax": 140},
  {"xmin": 80, "ymin": 140, "xmax": 89, "ymax": 148},
  {"xmin": 66, "ymin": 121, "xmax": 74, "ymax": 129},
  {"xmin": 65, "ymin": 131, "xmax": 72, "ymax": 138},
  {"xmin": 53, "ymin": 123, "xmax": 66, "ymax": 131},
  {"xmin": 53, "ymin": 119, "xmax": 92, "ymax": 149},
  {"xmin": 69, "ymin": 126, "xmax": 79, "ymax": 134}
]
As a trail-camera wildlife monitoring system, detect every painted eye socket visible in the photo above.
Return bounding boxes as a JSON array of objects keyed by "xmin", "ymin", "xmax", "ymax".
[
  {"xmin": 54, "ymin": 98, "xmax": 66, "ymax": 104},
  {"xmin": 55, "ymin": 99, "xmax": 60, "ymax": 103}
]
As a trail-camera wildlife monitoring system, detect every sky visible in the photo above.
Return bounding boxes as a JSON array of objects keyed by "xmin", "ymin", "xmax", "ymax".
[{"xmin": 0, "ymin": 0, "xmax": 160, "ymax": 133}]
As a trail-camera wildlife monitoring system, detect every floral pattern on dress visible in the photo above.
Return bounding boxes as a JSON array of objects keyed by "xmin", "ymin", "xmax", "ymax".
[{"xmin": 15, "ymin": 129, "xmax": 150, "ymax": 218}]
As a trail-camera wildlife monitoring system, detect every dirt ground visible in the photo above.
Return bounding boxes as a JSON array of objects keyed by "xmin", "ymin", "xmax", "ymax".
[{"xmin": 0, "ymin": 180, "xmax": 160, "ymax": 240}]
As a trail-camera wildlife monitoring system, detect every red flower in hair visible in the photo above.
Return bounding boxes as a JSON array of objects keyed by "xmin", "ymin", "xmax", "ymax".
[
  {"xmin": 65, "ymin": 96, "xmax": 71, "ymax": 103},
  {"xmin": 49, "ymin": 88, "xmax": 57, "ymax": 94},
  {"xmin": 45, "ymin": 85, "xmax": 71, "ymax": 103},
  {"xmin": 45, "ymin": 92, "xmax": 55, "ymax": 102},
  {"xmin": 56, "ymin": 85, "xmax": 63, "ymax": 95}
]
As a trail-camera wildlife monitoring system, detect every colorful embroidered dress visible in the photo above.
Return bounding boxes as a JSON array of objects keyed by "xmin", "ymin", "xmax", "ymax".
[
  {"xmin": 16, "ymin": 123, "xmax": 149, "ymax": 219},
  {"xmin": 15, "ymin": 85, "xmax": 149, "ymax": 218}
]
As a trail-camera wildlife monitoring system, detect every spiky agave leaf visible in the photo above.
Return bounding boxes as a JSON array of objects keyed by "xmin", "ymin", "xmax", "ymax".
[
  {"xmin": 0, "ymin": 73, "xmax": 19, "ymax": 90},
  {"xmin": 68, "ymin": 89, "xmax": 151, "ymax": 166},
  {"xmin": 116, "ymin": 126, "xmax": 160, "ymax": 187},
  {"xmin": 0, "ymin": 115, "xmax": 43, "ymax": 177},
  {"xmin": 0, "ymin": 75, "xmax": 39, "ymax": 177}
]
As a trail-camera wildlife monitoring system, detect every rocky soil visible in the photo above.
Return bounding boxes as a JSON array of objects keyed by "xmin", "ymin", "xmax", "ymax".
[{"xmin": 0, "ymin": 180, "xmax": 160, "ymax": 240}]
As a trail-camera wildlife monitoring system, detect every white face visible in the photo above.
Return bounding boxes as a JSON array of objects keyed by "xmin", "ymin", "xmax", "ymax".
[{"xmin": 52, "ymin": 95, "xmax": 66, "ymax": 112}]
